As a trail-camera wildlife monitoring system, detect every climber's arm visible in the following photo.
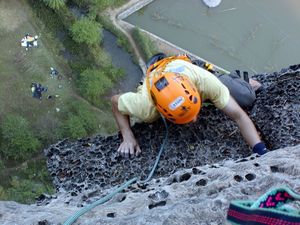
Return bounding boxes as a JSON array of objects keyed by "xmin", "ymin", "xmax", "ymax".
[
  {"xmin": 111, "ymin": 95, "xmax": 141, "ymax": 157},
  {"xmin": 221, "ymin": 96, "xmax": 261, "ymax": 148}
]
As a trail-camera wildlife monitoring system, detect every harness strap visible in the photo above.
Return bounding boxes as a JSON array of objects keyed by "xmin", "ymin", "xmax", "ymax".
[
  {"xmin": 146, "ymin": 54, "xmax": 192, "ymax": 101},
  {"xmin": 146, "ymin": 54, "xmax": 191, "ymax": 77}
]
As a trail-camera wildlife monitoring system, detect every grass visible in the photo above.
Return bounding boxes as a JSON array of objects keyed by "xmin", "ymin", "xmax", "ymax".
[{"xmin": 0, "ymin": 0, "xmax": 118, "ymax": 203}]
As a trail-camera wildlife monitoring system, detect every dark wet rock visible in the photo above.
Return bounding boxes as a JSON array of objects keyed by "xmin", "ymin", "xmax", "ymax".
[
  {"xmin": 44, "ymin": 65, "xmax": 300, "ymax": 196},
  {"xmin": 148, "ymin": 190, "xmax": 169, "ymax": 202},
  {"xmin": 148, "ymin": 200, "xmax": 167, "ymax": 209},
  {"xmin": 251, "ymin": 65, "xmax": 300, "ymax": 149}
]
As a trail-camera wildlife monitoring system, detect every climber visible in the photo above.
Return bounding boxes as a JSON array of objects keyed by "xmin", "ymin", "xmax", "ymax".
[{"xmin": 111, "ymin": 53, "xmax": 268, "ymax": 158}]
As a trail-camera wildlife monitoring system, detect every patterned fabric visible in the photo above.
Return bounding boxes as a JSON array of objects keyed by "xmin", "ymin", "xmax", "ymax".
[{"xmin": 227, "ymin": 187, "xmax": 300, "ymax": 225}]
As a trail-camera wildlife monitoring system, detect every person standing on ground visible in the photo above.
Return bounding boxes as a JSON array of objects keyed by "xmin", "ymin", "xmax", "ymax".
[
  {"xmin": 111, "ymin": 53, "xmax": 268, "ymax": 158},
  {"xmin": 31, "ymin": 83, "xmax": 47, "ymax": 100}
]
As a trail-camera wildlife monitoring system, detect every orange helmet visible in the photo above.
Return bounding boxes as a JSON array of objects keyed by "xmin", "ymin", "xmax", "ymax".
[{"xmin": 149, "ymin": 72, "xmax": 201, "ymax": 124}]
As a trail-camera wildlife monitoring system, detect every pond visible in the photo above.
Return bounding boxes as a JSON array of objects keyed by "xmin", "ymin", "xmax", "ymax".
[{"xmin": 125, "ymin": 0, "xmax": 300, "ymax": 73}]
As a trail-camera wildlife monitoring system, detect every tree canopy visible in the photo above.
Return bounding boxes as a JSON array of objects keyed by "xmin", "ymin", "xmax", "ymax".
[
  {"xmin": 78, "ymin": 68, "xmax": 112, "ymax": 105},
  {"xmin": 70, "ymin": 18, "xmax": 102, "ymax": 45},
  {"xmin": 0, "ymin": 115, "xmax": 40, "ymax": 160}
]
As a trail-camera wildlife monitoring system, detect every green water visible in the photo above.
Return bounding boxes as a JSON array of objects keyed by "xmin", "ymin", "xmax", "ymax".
[{"xmin": 125, "ymin": 0, "xmax": 300, "ymax": 73}]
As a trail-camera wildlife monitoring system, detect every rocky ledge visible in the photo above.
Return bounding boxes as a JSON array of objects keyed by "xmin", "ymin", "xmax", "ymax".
[{"xmin": 1, "ymin": 145, "xmax": 299, "ymax": 225}]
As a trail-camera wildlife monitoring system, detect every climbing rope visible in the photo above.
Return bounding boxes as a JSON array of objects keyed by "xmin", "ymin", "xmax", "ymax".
[{"xmin": 63, "ymin": 116, "xmax": 169, "ymax": 225}]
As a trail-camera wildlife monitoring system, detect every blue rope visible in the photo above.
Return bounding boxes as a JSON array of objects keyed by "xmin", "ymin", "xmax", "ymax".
[{"xmin": 63, "ymin": 117, "xmax": 169, "ymax": 225}]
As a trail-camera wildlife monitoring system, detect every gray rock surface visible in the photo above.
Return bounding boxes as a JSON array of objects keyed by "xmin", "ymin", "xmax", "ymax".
[
  {"xmin": 0, "ymin": 66, "xmax": 299, "ymax": 225},
  {"xmin": 0, "ymin": 145, "xmax": 299, "ymax": 225}
]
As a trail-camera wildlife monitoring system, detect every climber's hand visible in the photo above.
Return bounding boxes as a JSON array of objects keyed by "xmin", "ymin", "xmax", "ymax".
[{"xmin": 117, "ymin": 133, "xmax": 141, "ymax": 158}]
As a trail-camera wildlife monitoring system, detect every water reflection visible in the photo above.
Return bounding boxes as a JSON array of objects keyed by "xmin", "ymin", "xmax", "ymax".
[{"xmin": 125, "ymin": 0, "xmax": 300, "ymax": 73}]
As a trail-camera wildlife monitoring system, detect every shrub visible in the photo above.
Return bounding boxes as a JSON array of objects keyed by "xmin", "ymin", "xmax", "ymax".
[
  {"xmin": 0, "ymin": 186, "xmax": 6, "ymax": 200},
  {"xmin": 43, "ymin": 0, "xmax": 66, "ymax": 10},
  {"xmin": 78, "ymin": 68, "xmax": 113, "ymax": 105},
  {"xmin": 64, "ymin": 115, "xmax": 87, "ymax": 139},
  {"xmin": 70, "ymin": 18, "xmax": 102, "ymax": 45},
  {"xmin": 33, "ymin": 115, "xmax": 63, "ymax": 145},
  {"xmin": 6, "ymin": 177, "xmax": 46, "ymax": 204},
  {"xmin": 89, "ymin": 44, "xmax": 112, "ymax": 67},
  {"xmin": 105, "ymin": 66, "xmax": 125, "ymax": 82},
  {"xmin": 67, "ymin": 101, "xmax": 99, "ymax": 135},
  {"xmin": 0, "ymin": 115, "xmax": 41, "ymax": 160},
  {"xmin": 91, "ymin": 0, "xmax": 111, "ymax": 11}
]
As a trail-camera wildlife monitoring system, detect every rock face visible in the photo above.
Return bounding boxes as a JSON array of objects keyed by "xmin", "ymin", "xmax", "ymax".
[
  {"xmin": 0, "ymin": 145, "xmax": 299, "ymax": 225},
  {"xmin": 0, "ymin": 66, "xmax": 299, "ymax": 225},
  {"xmin": 251, "ymin": 64, "xmax": 300, "ymax": 149},
  {"xmin": 45, "ymin": 64, "xmax": 300, "ymax": 196}
]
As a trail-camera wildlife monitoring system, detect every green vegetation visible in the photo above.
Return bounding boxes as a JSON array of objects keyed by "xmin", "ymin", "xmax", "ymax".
[
  {"xmin": 70, "ymin": 18, "xmax": 102, "ymax": 45},
  {"xmin": 0, "ymin": 0, "xmax": 152, "ymax": 204},
  {"xmin": 0, "ymin": 159, "xmax": 54, "ymax": 204},
  {"xmin": 64, "ymin": 115, "xmax": 87, "ymax": 139},
  {"xmin": 0, "ymin": 0, "xmax": 125, "ymax": 203},
  {"xmin": 96, "ymin": 14, "xmax": 133, "ymax": 54},
  {"xmin": 42, "ymin": 0, "xmax": 66, "ymax": 10},
  {"xmin": 63, "ymin": 100, "xmax": 101, "ymax": 138},
  {"xmin": 0, "ymin": 115, "xmax": 41, "ymax": 160},
  {"xmin": 78, "ymin": 69, "xmax": 112, "ymax": 105},
  {"xmin": 132, "ymin": 27, "xmax": 158, "ymax": 61}
]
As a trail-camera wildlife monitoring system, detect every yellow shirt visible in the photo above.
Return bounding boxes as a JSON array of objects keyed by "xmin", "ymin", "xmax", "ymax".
[{"xmin": 118, "ymin": 59, "xmax": 230, "ymax": 123}]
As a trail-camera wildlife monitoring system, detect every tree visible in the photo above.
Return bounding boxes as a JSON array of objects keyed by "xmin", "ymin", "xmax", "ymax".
[
  {"xmin": 43, "ymin": 0, "xmax": 66, "ymax": 10},
  {"xmin": 70, "ymin": 18, "xmax": 102, "ymax": 45},
  {"xmin": 0, "ymin": 115, "xmax": 40, "ymax": 160},
  {"xmin": 78, "ymin": 68, "xmax": 112, "ymax": 105}
]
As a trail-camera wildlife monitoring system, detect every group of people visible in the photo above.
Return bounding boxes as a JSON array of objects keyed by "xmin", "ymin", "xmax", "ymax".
[
  {"xmin": 31, "ymin": 83, "xmax": 47, "ymax": 100},
  {"xmin": 20, "ymin": 33, "xmax": 62, "ymax": 100},
  {"xmin": 21, "ymin": 34, "xmax": 39, "ymax": 50},
  {"xmin": 111, "ymin": 53, "xmax": 269, "ymax": 158},
  {"xmin": 30, "ymin": 67, "xmax": 61, "ymax": 100}
]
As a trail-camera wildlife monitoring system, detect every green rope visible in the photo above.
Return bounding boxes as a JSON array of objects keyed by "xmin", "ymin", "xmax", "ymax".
[
  {"xmin": 63, "ymin": 117, "xmax": 169, "ymax": 225},
  {"xmin": 63, "ymin": 177, "xmax": 137, "ymax": 225},
  {"xmin": 139, "ymin": 117, "xmax": 169, "ymax": 184}
]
